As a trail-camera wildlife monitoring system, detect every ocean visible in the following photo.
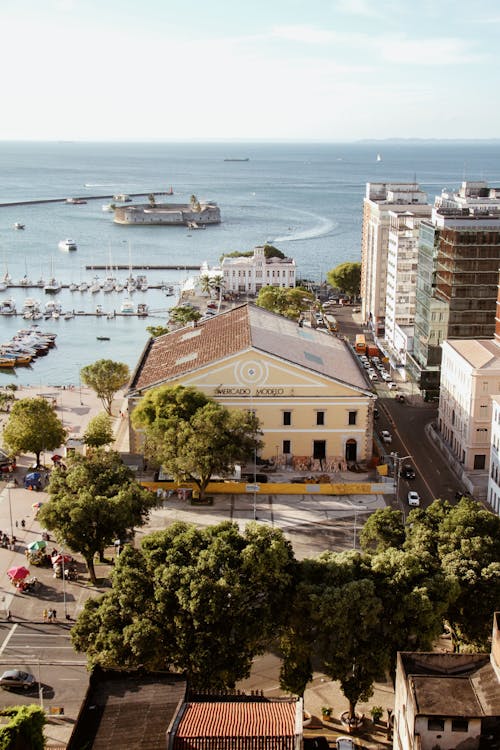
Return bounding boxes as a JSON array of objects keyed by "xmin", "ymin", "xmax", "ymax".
[{"xmin": 1, "ymin": 140, "xmax": 500, "ymax": 386}]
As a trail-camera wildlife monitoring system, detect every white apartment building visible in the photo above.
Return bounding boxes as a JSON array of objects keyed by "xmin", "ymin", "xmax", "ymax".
[
  {"xmin": 488, "ymin": 395, "xmax": 500, "ymax": 516},
  {"xmin": 360, "ymin": 183, "xmax": 431, "ymax": 336},
  {"xmin": 221, "ymin": 246, "xmax": 296, "ymax": 295},
  {"xmin": 439, "ymin": 339, "xmax": 500, "ymax": 472},
  {"xmin": 385, "ymin": 212, "xmax": 421, "ymax": 350},
  {"xmin": 435, "ymin": 180, "xmax": 500, "ymax": 214}
]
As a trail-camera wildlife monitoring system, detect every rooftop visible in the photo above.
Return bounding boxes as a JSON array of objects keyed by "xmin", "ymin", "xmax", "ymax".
[
  {"xmin": 129, "ymin": 304, "xmax": 370, "ymax": 394},
  {"xmin": 444, "ymin": 338, "xmax": 500, "ymax": 371}
]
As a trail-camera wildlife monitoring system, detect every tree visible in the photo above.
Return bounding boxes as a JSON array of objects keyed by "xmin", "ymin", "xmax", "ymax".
[
  {"xmin": 146, "ymin": 324, "xmax": 169, "ymax": 338},
  {"xmin": 256, "ymin": 286, "xmax": 314, "ymax": 321},
  {"xmin": 360, "ymin": 507, "xmax": 405, "ymax": 554},
  {"xmin": 71, "ymin": 521, "xmax": 296, "ymax": 688},
  {"xmin": 263, "ymin": 244, "xmax": 285, "ymax": 260},
  {"xmin": 0, "ymin": 705, "xmax": 46, "ymax": 750},
  {"xmin": 326, "ymin": 262, "xmax": 361, "ymax": 298},
  {"xmin": 434, "ymin": 498, "xmax": 500, "ymax": 649},
  {"xmin": 168, "ymin": 306, "xmax": 202, "ymax": 326},
  {"xmin": 38, "ymin": 450, "xmax": 155, "ymax": 584},
  {"xmin": 0, "ymin": 391, "xmax": 15, "ymax": 412},
  {"xmin": 199, "ymin": 274, "xmax": 213, "ymax": 297},
  {"xmin": 82, "ymin": 412, "xmax": 115, "ymax": 449},
  {"xmin": 190, "ymin": 194, "xmax": 201, "ymax": 212},
  {"xmin": 132, "ymin": 385, "xmax": 262, "ymax": 499},
  {"xmin": 2, "ymin": 397, "xmax": 66, "ymax": 467},
  {"xmin": 80, "ymin": 359, "xmax": 130, "ymax": 416}
]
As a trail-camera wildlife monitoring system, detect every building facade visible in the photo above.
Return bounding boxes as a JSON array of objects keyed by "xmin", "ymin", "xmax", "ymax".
[
  {"xmin": 393, "ymin": 613, "xmax": 500, "ymax": 750},
  {"xmin": 488, "ymin": 394, "xmax": 500, "ymax": 517},
  {"xmin": 360, "ymin": 182, "xmax": 431, "ymax": 335},
  {"xmin": 127, "ymin": 304, "xmax": 375, "ymax": 467},
  {"xmin": 385, "ymin": 212, "xmax": 421, "ymax": 350},
  {"xmin": 221, "ymin": 247, "xmax": 296, "ymax": 295},
  {"xmin": 438, "ymin": 338, "xmax": 500, "ymax": 472}
]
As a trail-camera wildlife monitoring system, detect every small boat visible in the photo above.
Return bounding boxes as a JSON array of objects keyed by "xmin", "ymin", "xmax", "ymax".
[
  {"xmin": 96, "ymin": 305, "xmax": 105, "ymax": 316},
  {"xmin": 187, "ymin": 221, "xmax": 205, "ymax": 230},
  {"xmin": 376, "ymin": 153, "xmax": 382, "ymax": 162},
  {"xmin": 0, "ymin": 357, "xmax": 16, "ymax": 369},
  {"xmin": 13, "ymin": 222, "xmax": 25, "ymax": 230},
  {"xmin": 89, "ymin": 279, "xmax": 101, "ymax": 293},
  {"xmin": 0, "ymin": 299, "xmax": 16, "ymax": 315},
  {"xmin": 137, "ymin": 303, "xmax": 148, "ymax": 317},
  {"xmin": 102, "ymin": 203, "xmax": 116, "ymax": 212},
  {"xmin": 114, "ymin": 282, "xmax": 125, "ymax": 293},
  {"xmin": 44, "ymin": 278, "xmax": 61, "ymax": 294},
  {"xmin": 113, "ymin": 194, "xmax": 132, "ymax": 202},
  {"xmin": 58, "ymin": 239, "xmax": 77, "ymax": 252},
  {"xmin": 19, "ymin": 275, "xmax": 32, "ymax": 287},
  {"xmin": 45, "ymin": 301, "xmax": 62, "ymax": 314},
  {"xmin": 65, "ymin": 197, "xmax": 87, "ymax": 204},
  {"xmin": 96, "ymin": 336, "xmax": 110, "ymax": 341},
  {"xmin": 224, "ymin": 158, "xmax": 250, "ymax": 162},
  {"xmin": 78, "ymin": 281, "xmax": 88, "ymax": 292},
  {"xmin": 64, "ymin": 311, "xmax": 74, "ymax": 319},
  {"xmin": 69, "ymin": 282, "xmax": 78, "ymax": 291},
  {"xmin": 120, "ymin": 299, "xmax": 134, "ymax": 314}
]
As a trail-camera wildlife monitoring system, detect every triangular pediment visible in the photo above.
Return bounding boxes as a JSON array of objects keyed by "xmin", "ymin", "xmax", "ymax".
[{"xmin": 177, "ymin": 348, "xmax": 368, "ymax": 399}]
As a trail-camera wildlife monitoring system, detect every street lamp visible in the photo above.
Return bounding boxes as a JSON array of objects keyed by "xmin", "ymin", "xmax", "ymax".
[
  {"xmin": 7, "ymin": 481, "xmax": 14, "ymax": 538},
  {"xmin": 391, "ymin": 452, "xmax": 412, "ymax": 520}
]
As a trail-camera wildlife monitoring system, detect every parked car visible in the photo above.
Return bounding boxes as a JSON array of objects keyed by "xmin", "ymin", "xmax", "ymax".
[
  {"xmin": 369, "ymin": 372, "xmax": 378, "ymax": 381},
  {"xmin": 387, "ymin": 382, "xmax": 398, "ymax": 390},
  {"xmin": 380, "ymin": 430, "xmax": 392, "ymax": 444},
  {"xmin": 337, "ymin": 738, "xmax": 356, "ymax": 750},
  {"xmin": 373, "ymin": 408, "xmax": 380, "ymax": 420},
  {"xmin": 400, "ymin": 464, "xmax": 416, "ymax": 480},
  {"xmin": 408, "ymin": 490, "xmax": 421, "ymax": 506},
  {"xmin": 0, "ymin": 670, "xmax": 36, "ymax": 691}
]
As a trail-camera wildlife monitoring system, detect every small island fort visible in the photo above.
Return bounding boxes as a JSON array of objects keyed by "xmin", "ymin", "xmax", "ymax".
[{"xmin": 114, "ymin": 195, "xmax": 221, "ymax": 227}]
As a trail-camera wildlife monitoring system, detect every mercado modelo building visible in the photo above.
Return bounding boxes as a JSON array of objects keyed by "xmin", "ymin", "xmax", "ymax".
[{"xmin": 127, "ymin": 304, "xmax": 375, "ymax": 469}]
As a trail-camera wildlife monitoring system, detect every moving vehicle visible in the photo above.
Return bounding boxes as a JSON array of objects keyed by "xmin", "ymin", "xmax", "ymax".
[
  {"xmin": 336, "ymin": 738, "xmax": 355, "ymax": 750},
  {"xmin": 0, "ymin": 670, "xmax": 36, "ymax": 690},
  {"xmin": 408, "ymin": 490, "xmax": 421, "ymax": 506},
  {"xmin": 355, "ymin": 334, "xmax": 366, "ymax": 355},
  {"xmin": 58, "ymin": 239, "xmax": 77, "ymax": 252},
  {"xmin": 400, "ymin": 464, "xmax": 416, "ymax": 480},
  {"xmin": 380, "ymin": 430, "xmax": 392, "ymax": 444}
]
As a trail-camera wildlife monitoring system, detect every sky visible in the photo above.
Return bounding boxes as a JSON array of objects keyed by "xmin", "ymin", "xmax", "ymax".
[{"xmin": 1, "ymin": 0, "xmax": 499, "ymax": 142}]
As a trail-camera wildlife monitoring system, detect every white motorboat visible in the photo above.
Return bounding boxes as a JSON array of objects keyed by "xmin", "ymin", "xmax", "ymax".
[
  {"xmin": 120, "ymin": 299, "xmax": 134, "ymax": 314},
  {"xmin": 58, "ymin": 239, "xmax": 77, "ymax": 252},
  {"xmin": 113, "ymin": 194, "xmax": 132, "ymax": 202},
  {"xmin": 19, "ymin": 275, "xmax": 32, "ymax": 287},
  {"xmin": 114, "ymin": 282, "xmax": 125, "ymax": 293},
  {"xmin": 89, "ymin": 278, "xmax": 101, "ymax": 293},
  {"xmin": 78, "ymin": 281, "xmax": 88, "ymax": 292},
  {"xmin": 13, "ymin": 222, "xmax": 25, "ymax": 230},
  {"xmin": 69, "ymin": 282, "xmax": 78, "ymax": 291},
  {"xmin": 45, "ymin": 301, "xmax": 62, "ymax": 314},
  {"xmin": 64, "ymin": 311, "xmax": 75, "ymax": 319},
  {"xmin": 0, "ymin": 298, "xmax": 16, "ymax": 315},
  {"xmin": 96, "ymin": 305, "xmax": 105, "ymax": 316}
]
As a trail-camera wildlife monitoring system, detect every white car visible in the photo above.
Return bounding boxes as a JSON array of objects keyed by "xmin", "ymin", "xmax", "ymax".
[
  {"xmin": 408, "ymin": 490, "xmax": 421, "ymax": 506},
  {"xmin": 381, "ymin": 372, "xmax": 391, "ymax": 381},
  {"xmin": 369, "ymin": 372, "xmax": 378, "ymax": 381},
  {"xmin": 380, "ymin": 430, "xmax": 392, "ymax": 444},
  {"xmin": 388, "ymin": 382, "xmax": 398, "ymax": 390}
]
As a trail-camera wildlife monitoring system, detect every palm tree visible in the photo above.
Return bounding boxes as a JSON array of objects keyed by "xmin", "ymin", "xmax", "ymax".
[
  {"xmin": 199, "ymin": 274, "xmax": 213, "ymax": 298},
  {"xmin": 211, "ymin": 274, "xmax": 225, "ymax": 310}
]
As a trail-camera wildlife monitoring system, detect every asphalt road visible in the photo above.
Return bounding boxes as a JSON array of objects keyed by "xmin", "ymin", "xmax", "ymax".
[
  {"xmin": 0, "ymin": 621, "xmax": 87, "ymax": 714},
  {"xmin": 333, "ymin": 304, "xmax": 463, "ymax": 512}
]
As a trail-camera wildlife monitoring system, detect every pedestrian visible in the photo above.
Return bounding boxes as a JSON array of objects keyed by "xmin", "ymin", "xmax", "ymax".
[
  {"xmin": 21, "ymin": 519, "xmax": 25, "ymax": 529},
  {"xmin": 42, "ymin": 608, "xmax": 48, "ymax": 622},
  {"xmin": 6, "ymin": 610, "xmax": 11, "ymax": 621},
  {"xmin": 47, "ymin": 609, "xmax": 53, "ymax": 622},
  {"xmin": 52, "ymin": 609, "xmax": 57, "ymax": 621},
  {"xmin": 15, "ymin": 521, "xmax": 18, "ymax": 529}
]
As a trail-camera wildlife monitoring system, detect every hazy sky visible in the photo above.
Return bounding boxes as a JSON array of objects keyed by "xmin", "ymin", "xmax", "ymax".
[{"xmin": 1, "ymin": 0, "xmax": 498, "ymax": 141}]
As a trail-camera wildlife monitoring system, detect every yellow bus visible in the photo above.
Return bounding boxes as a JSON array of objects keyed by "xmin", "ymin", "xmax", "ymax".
[
  {"xmin": 355, "ymin": 334, "xmax": 366, "ymax": 354},
  {"xmin": 324, "ymin": 314, "xmax": 338, "ymax": 332}
]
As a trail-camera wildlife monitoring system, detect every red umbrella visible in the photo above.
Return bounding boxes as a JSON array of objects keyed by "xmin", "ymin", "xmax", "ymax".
[
  {"xmin": 52, "ymin": 554, "xmax": 72, "ymax": 565},
  {"xmin": 7, "ymin": 566, "xmax": 30, "ymax": 581},
  {"xmin": 51, "ymin": 454, "xmax": 62, "ymax": 462}
]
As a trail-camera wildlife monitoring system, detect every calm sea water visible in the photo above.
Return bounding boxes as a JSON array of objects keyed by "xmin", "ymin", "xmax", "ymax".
[{"xmin": 1, "ymin": 140, "xmax": 500, "ymax": 386}]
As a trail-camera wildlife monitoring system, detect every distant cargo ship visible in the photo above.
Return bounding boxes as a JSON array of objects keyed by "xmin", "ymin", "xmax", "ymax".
[{"xmin": 224, "ymin": 158, "xmax": 250, "ymax": 162}]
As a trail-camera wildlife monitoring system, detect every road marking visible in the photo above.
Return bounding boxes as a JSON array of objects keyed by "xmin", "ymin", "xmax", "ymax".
[{"xmin": 0, "ymin": 624, "xmax": 18, "ymax": 655}]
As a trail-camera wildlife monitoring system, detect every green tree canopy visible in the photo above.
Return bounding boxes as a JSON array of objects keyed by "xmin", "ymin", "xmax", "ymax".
[
  {"xmin": 71, "ymin": 521, "xmax": 296, "ymax": 689},
  {"xmin": 168, "ymin": 306, "xmax": 202, "ymax": 326},
  {"xmin": 0, "ymin": 705, "xmax": 45, "ymax": 750},
  {"xmin": 2, "ymin": 397, "xmax": 66, "ymax": 467},
  {"xmin": 326, "ymin": 262, "xmax": 361, "ymax": 298},
  {"xmin": 38, "ymin": 450, "xmax": 155, "ymax": 584},
  {"xmin": 82, "ymin": 412, "xmax": 115, "ymax": 449},
  {"xmin": 146, "ymin": 324, "xmax": 169, "ymax": 338},
  {"xmin": 255, "ymin": 286, "xmax": 314, "ymax": 321},
  {"xmin": 80, "ymin": 359, "xmax": 130, "ymax": 416},
  {"xmin": 360, "ymin": 507, "xmax": 405, "ymax": 554},
  {"xmin": 132, "ymin": 385, "xmax": 262, "ymax": 498}
]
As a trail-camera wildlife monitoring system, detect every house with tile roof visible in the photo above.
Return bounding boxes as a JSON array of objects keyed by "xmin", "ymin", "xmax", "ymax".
[
  {"xmin": 393, "ymin": 613, "xmax": 500, "ymax": 750},
  {"xmin": 169, "ymin": 694, "xmax": 302, "ymax": 750},
  {"xmin": 127, "ymin": 304, "xmax": 375, "ymax": 467}
]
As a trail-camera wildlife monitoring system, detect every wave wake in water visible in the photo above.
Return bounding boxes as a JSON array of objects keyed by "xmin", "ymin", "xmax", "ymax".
[{"xmin": 274, "ymin": 214, "xmax": 337, "ymax": 243}]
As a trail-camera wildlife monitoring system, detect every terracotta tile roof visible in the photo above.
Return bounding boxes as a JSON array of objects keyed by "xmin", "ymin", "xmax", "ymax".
[
  {"xmin": 129, "ymin": 304, "xmax": 369, "ymax": 394},
  {"xmin": 174, "ymin": 700, "xmax": 297, "ymax": 741}
]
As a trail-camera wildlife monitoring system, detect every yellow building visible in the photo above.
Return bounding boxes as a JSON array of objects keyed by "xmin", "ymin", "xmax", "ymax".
[{"xmin": 127, "ymin": 304, "xmax": 375, "ymax": 468}]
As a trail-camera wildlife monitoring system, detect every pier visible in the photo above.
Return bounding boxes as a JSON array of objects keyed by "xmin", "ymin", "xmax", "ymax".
[
  {"xmin": 0, "ymin": 192, "xmax": 172, "ymax": 208},
  {"xmin": 85, "ymin": 264, "xmax": 200, "ymax": 271}
]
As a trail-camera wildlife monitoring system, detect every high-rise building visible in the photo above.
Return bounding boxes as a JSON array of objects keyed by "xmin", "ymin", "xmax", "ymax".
[
  {"xmin": 360, "ymin": 182, "xmax": 431, "ymax": 335},
  {"xmin": 408, "ymin": 182, "xmax": 500, "ymax": 393}
]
